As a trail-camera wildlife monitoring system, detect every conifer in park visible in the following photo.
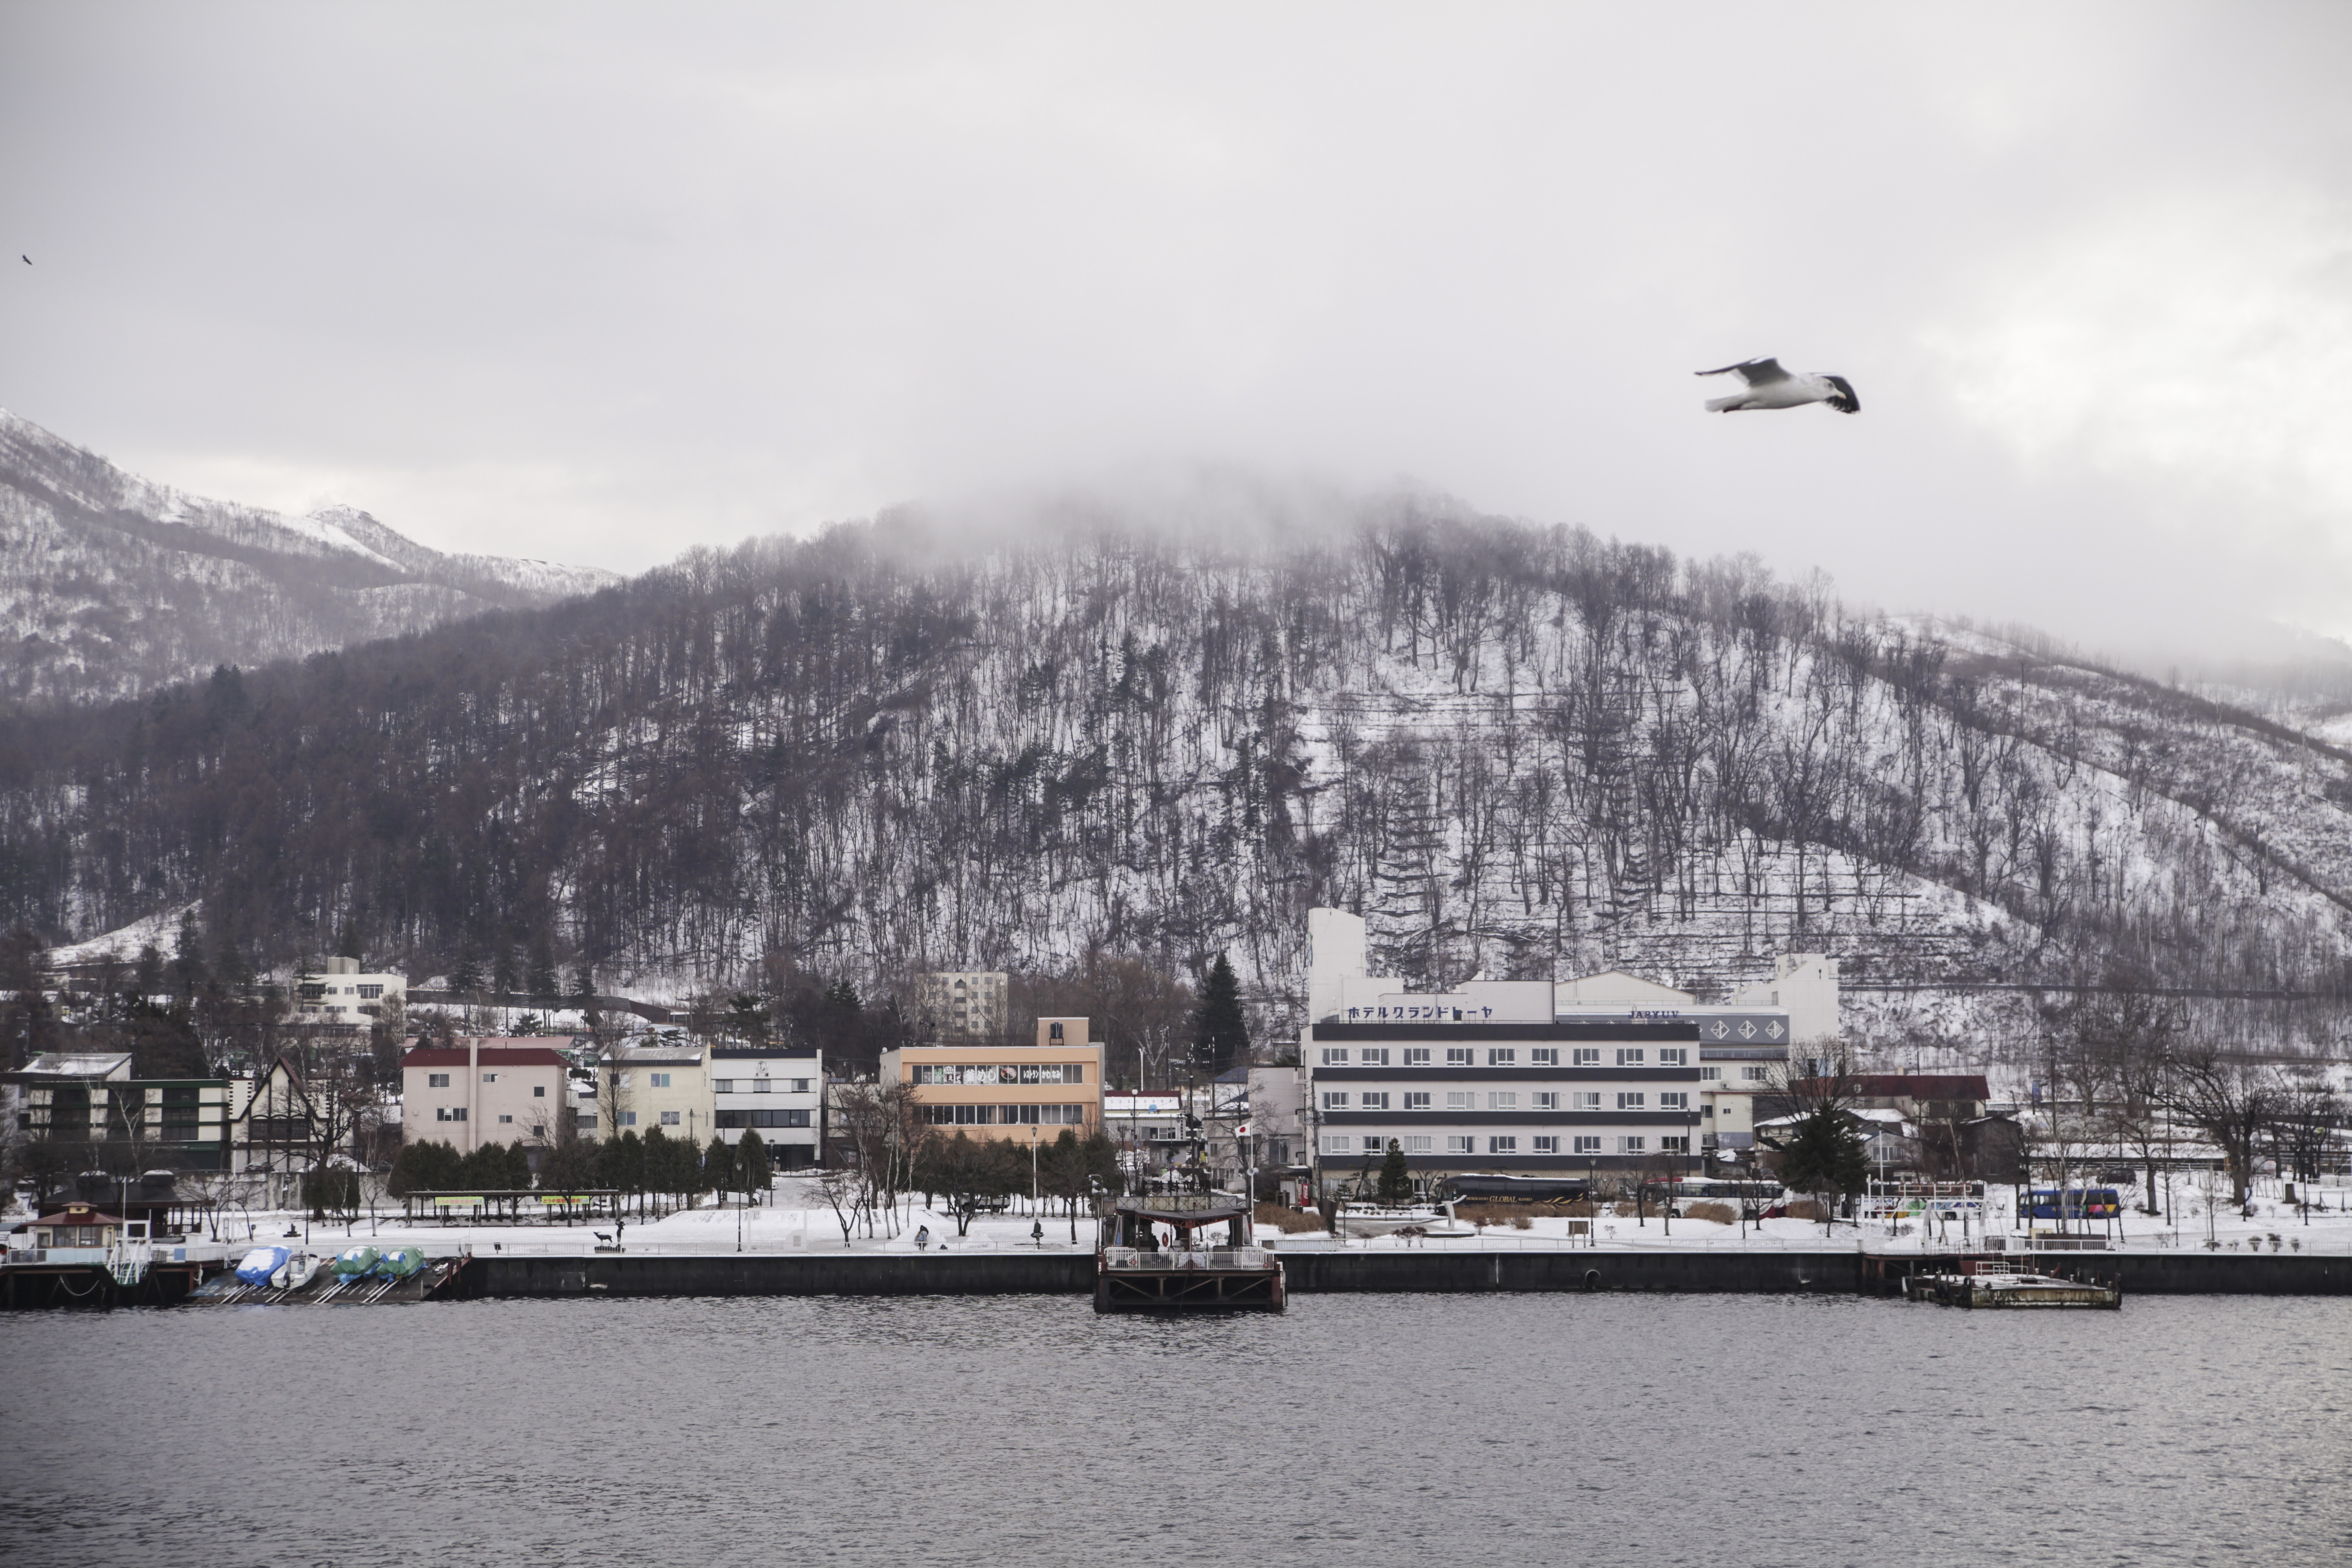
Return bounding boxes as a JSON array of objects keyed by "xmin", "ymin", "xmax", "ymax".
[
  {"xmin": 704, "ymin": 1133, "xmax": 733, "ymax": 1200},
  {"xmin": 1192, "ymin": 953, "xmax": 1250, "ymax": 1077},
  {"xmin": 1377, "ymin": 1139, "xmax": 1413, "ymax": 1204},
  {"xmin": 1775, "ymin": 1105, "xmax": 1869, "ymax": 1229},
  {"xmin": 735, "ymin": 1130, "xmax": 771, "ymax": 1199},
  {"xmin": 527, "ymin": 931, "xmax": 560, "ymax": 1003},
  {"xmin": 449, "ymin": 940, "xmax": 483, "ymax": 998}
]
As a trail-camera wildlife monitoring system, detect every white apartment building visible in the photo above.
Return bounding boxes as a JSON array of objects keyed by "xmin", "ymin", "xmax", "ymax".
[
  {"xmin": 709, "ymin": 1045, "xmax": 823, "ymax": 1168},
  {"xmin": 915, "ymin": 970, "xmax": 1008, "ymax": 1040},
  {"xmin": 292, "ymin": 957, "xmax": 407, "ymax": 1034}
]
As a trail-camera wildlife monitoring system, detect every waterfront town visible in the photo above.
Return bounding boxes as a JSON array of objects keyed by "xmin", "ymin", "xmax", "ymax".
[{"xmin": 4, "ymin": 906, "xmax": 2346, "ymax": 1308}]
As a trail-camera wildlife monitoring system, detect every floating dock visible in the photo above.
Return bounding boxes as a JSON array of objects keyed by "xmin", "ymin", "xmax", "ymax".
[
  {"xmin": 1903, "ymin": 1257, "xmax": 2122, "ymax": 1309},
  {"xmin": 1096, "ymin": 1192, "xmax": 1284, "ymax": 1312}
]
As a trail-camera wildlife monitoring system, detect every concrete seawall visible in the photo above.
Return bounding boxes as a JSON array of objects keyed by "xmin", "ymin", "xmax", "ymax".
[{"xmin": 459, "ymin": 1248, "xmax": 2352, "ymax": 1300}]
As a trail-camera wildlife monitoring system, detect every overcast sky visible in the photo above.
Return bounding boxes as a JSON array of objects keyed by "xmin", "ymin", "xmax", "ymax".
[{"xmin": 4, "ymin": 4, "xmax": 2349, "ymax": 661}]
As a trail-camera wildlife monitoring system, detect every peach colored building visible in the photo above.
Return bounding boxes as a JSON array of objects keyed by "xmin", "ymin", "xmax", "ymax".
[
  {"xmin": 400, "ymin": 1039, "xmax": 571, "ymax": 1155},
  {"xmin": 881, "ymin": 1016, "xmax": 1103, "ymax": 1142}
]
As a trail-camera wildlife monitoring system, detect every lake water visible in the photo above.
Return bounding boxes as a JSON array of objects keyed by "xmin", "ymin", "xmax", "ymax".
[{"xmin": 3, "ymin": 1294, "xmax": 2347, "ymax": 1567}]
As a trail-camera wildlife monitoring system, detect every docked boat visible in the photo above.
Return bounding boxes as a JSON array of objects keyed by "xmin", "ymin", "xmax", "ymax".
[
  {"xmin": 273, "ymin": 1253, "xmax": 322, "ymax": 1291},
  {"xmin": 1333, "ymin": 1202, "xmax": 1477, "ymax": 1240},
  {"xmin": 1096, "ymin": 1192, "xmax": 1284, "ymax": 1312},
  {"xmin": 1906, "ymin": 1265, "xmax": 2121, "ymax": 1310}
]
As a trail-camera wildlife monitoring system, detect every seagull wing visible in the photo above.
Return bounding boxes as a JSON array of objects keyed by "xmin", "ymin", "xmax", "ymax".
[{"xmin": 1694, "ymin": 357, "xmax": 1789, "ymax": 385}]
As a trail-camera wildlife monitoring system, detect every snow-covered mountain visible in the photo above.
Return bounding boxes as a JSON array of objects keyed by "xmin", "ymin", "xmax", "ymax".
[
  {"xmin": 0, "ymin": 410, "xmax": 620, "ymax": 708},
  {"xmin": 8, "ymin": 496, "xmax": 2352, "ymax": 1071}
]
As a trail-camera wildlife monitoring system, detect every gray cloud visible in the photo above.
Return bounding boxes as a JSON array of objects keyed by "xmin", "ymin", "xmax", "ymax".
[{"xmin": 3, "ymin": 3, "xmax": 2348, "ymax": 659}]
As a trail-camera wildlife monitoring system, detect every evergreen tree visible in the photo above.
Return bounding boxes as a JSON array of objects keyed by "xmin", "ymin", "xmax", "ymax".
[
  {"xmin": 1377, "ymin": 1139, "xmax": 1413, "ymax": 1204},
  {"xmin": 527, "ymin": 931, "xmax": 560, "ymax": 1003},
  {"xmin": 335, "ymin": 918, "xmax": 362, "ymax": 961},
  {"xmin": 736, "ymin": 1130, "xmax": 771, "ymax": 1200},
  {"xmin": 570, "ymin": 962, "xmax": 599, "ymax": 1025},
  {"xmin": 134, "ymin": 941, "xmax": 164, "ymax": 998},
  {"xmin": 492, "ymin": 936, "xmax": 519, "ymax": 999},
  {"xmin": 598, "ymin": 1127, "xmax": 645, "ymax": 1207},
  {"xmin": 449, "ymin": 939, "xmax": 483, "ymax": 998},
  {"xmin": 1777, "ymin": 1104, "xmax": 1870, "ymax": 1228},
  {"xmin": 171, "ymin": 909, "xmax": 210, "ymax": 999},
  {"xmin": 1192, "ymin": 952, "xmax": 1250, "ymax": 1076}
]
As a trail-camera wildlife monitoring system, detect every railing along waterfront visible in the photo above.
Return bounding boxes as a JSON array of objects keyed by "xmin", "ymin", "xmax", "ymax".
[{"xmin": 1102, "ymin": 1247, "xmax": 1272, "ymax": 1270}]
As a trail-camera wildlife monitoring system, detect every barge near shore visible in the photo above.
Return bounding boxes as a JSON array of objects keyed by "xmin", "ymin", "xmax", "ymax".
[{"xmin": 1096, "ymin": 1192, "xmax": 1284, "ymax": 1312}]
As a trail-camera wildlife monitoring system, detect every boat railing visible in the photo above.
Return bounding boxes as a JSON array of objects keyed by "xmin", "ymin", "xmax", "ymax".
[{"xmin": 1102, "ymin": 1246, "xmax": 1274, "ymax": 1271}]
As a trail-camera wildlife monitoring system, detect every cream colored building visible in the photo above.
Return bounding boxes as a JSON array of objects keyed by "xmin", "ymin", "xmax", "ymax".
[
  {"xmin": 603, "ymin": 1041, "xmax": 714, "ymax": 1145},
  {"xmin": 915, "ymin": 970, "xmax": 1009, "ymax": 1040},
  {"xmin": 881, "ymin": 1016, "xmax": 1103, "ymax": 1142}
]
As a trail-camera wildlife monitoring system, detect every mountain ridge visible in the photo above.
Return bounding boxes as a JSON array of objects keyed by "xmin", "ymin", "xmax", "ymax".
[{"xmin": 0, "ymin": 409, "xmax": 621, "ymax": 709}]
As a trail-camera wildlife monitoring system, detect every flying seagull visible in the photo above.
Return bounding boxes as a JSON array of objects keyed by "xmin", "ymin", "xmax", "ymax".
[
  {"xmin": 19, "ymin": 255, "xmax": 27, "ymax": 265},
  {"xmin": 1697, "ymin": 357, "xmax": 1859, "ymax": 414}
]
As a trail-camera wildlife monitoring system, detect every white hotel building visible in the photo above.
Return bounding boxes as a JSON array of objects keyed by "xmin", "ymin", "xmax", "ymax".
[{"xmin": 1301, "ymin": 910, "xmax": 1836, "ymax": 1182}]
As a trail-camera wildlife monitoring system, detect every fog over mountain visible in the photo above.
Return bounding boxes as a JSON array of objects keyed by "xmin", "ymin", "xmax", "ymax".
[
  {"xmin": 0, "ymin": 410, "xmax": 618, "ymax": 709},
  {"xmin": 6, "ymin": 480, "xmax": 2351, "ymax": 1065}
]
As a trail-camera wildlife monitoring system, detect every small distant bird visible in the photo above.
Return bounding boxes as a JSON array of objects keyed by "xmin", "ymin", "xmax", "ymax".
[
  {"xmin": 19, "ymin": 255, "xmax": 28, "ymax": 265},
  {"xmin": 1697, "ymin": 357, "xmax": 1859, "ymax": 414}
]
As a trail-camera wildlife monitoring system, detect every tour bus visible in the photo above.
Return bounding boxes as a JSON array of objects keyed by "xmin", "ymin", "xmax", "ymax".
[{"xmin": 2021, "ymin": 1186, "xmax": 2122, "ymax": 1221}]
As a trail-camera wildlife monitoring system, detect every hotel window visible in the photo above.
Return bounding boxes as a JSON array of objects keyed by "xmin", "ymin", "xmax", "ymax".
[
  {"xmin": 1488, "ymin": 1136, "xmax": 1518, "ymax": 1154},
  {"xmin": 1321, "ymin": 1047, "xmax": 1349, "ymax": 1066},
  {"xmin": 1660, "ymin": 1091, "xmax": 1689, "ymax": 1111},
  {"xmin": 1403, "ymin": 1135, "xmax": 1432, "ymax": 1154},
  {"xmin": 482, "ymin": 1072, "xmax": 498, "ymax": 1084},
  {"xmin": 1322, "ymin": 1134, "xmax": 1351, "ymax": 1155},
  {"xmin": 1743, "ymin": 1065, "xmax": 1769, "ymax": 1082},
  {"xmin": 1619, "ymin": 1136, "xmax": 1647, "ymax": 1155},
  {"xmin": 650, "ymin": 1073, "xmax": 672, "ymax": 1088},
  {"xmin": 1573, "ymin": 1135, "xmax": 1602, "ymax": 1154},
  {"xmin": 1530, "ymin": 1047, "xmax": 1558, "ymax": 1066},
  {"xmin": 1361, "ymin": 1091, "xmax": 1391, "ymax": 1111},
  {"xmin": 1404, "ymin": 1091, "xmax": 1431, "ymax": 1111},
  {"xmin": 1446, "ymin": 1135, "xmax": 1475, "ymax": 1154},
  {"xmin": 1573, "ymin": 1092, "xmax": 1601, "ymax": 1111},
  {"xmin": 1660, "ymin": 1136, "xmax": 1689, "ymax": 1154},
  {"xmin": 1445, "ymin": 1091, "xmax": 1475, "ymax": 1111},
  {"xmin": 1359, "ymin": 1047, "xmax": 1390, "ymax": 1067},
  {"xmin": 1488, "ymin": 1048, "xmax": 1517, "ymax": 1066},
  {"xmin": 1617, "ymin": 1092, "xmax": 1646, "ymax": 1110},
  {"xmin": 1488, "ymin": 1091, "xmax": 1518, "ymax": 1110},
  {"xmin": 427, "ymin": 1073, "xmax": 449, "ymax": 1088},
  {"xmin": 1446, "ymin": 1047, "xmax": 1474, "ymax": 1066},
  {"xmin": 357, "ymin": 984, "xmax": 383, "ymax": 1000},
  {"xmin": 1322, "ymin": 1091, "xmax": 1349, "ymax": 1111},
  {"xmin": 660, "ymin": 1111, "xmax": 681, "ymax": 1126},
  {"xmin": 1532, "ymin": 1091, "xmax": 1558, "ymax": 1111},
  {"xmin": 1659, "ymin": 1048, "xmax": 1687, "ymax": 1066},
  {"xmin": 1616, "ymin": 1048, "xmax": 1644, "ymax": 1067},
  {"xmin": 1573, "ymin": 1048, "xmax": 1600, "ymax": 1067},
  {"xmin": 789, "ymin": 1078, "xmax": 810, "ymax": 1093},
  {"xmin": 713, "ymin": 1080, "xmax": 733, "ymax": 1094},
  {"xmin": 1365, "ymin": 1136, "xmax": 1390, "ymax": 1155},
  {"xmin": 1403, "ymin": 1047, "xmax": 1431, "ymax": 1067},
  {"xmin": 1533, "ymin": 1135, "xmax": 1559, "ymax": 1154},
  {"xmin": 1699, "ymin": 1067, "xmax": 1722, "ymax": 1082}
]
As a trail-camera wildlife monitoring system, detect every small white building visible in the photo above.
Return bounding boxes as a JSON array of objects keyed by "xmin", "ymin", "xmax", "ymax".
[
  {"xmin": 709, "ymin": 1046, "xmax": 823, "ymax": 1168},
  {"xmin": 291, "ymin": 957, "xmax": 407, "ymax": 1034}
]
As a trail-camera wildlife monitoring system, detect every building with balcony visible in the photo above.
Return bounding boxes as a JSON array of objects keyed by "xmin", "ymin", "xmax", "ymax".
[
  {"xmin": 289, "ymin": 957, "xmax": 407, "ymax": 1034},
  {"xmin": 882, "ymin": 1016, "xmax": 1103, "ymax": 1141},
  {"xmin": 914, "ymin": 970, "xmax": 1008, "ymax": 1041},
  {"xmin": 710, "ymin": 1045, "xmax": 823, "ymax": 1167}
]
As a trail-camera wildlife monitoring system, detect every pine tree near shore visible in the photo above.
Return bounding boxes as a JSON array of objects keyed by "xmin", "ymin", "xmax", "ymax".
[{"xmin": 1193, "ymin": 953, "xmax": 1249, "ymax": 1077}]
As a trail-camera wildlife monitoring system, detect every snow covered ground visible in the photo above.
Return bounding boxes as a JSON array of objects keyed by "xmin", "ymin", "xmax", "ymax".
[{"xmin": 153, "ymin": 1173, "xmax": 2352, "ymax": 1261}]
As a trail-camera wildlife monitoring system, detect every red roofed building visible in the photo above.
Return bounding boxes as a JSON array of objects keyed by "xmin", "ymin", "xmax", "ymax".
[{"xmin": 400, "ymin": 1039, "xmax": 572, "ymax": 1155}]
